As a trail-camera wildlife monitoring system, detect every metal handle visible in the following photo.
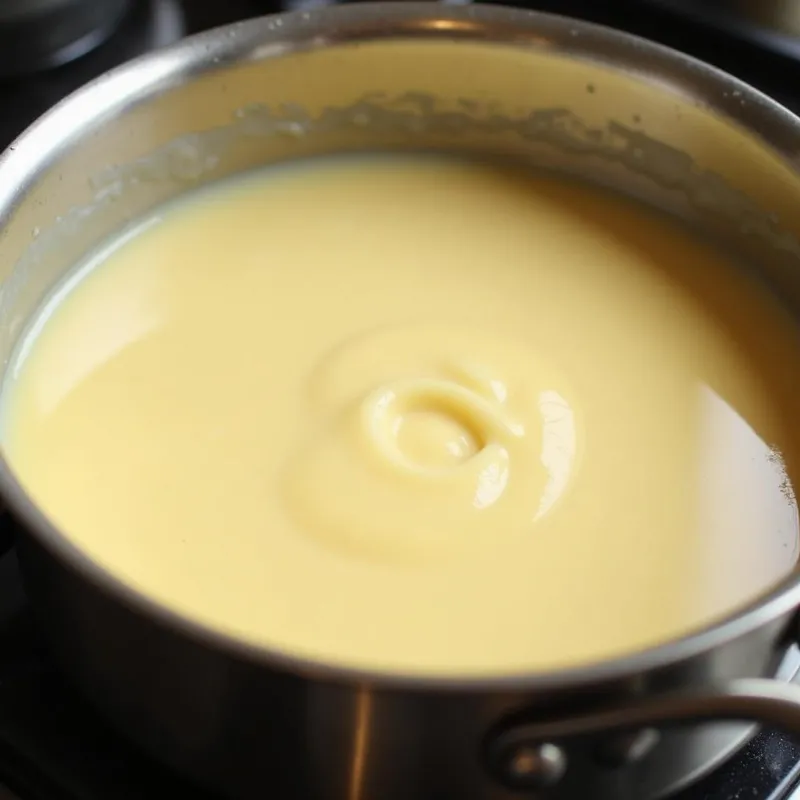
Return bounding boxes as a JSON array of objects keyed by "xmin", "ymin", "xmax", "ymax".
[{"xmin": 485, "ymin": 677, "xmax": 800, "ymax": 791}]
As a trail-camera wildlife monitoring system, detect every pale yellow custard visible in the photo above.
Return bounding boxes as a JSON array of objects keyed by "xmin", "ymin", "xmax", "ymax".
[{"xmin": 3, "ymin": 154, "xmax": 799, "ymax": 676}]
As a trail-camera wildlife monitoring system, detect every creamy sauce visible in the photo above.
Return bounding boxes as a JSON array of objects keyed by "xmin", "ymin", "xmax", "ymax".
[{"xmin": 3, "ymin": 154, "xmax": 799, "ymax": 675}]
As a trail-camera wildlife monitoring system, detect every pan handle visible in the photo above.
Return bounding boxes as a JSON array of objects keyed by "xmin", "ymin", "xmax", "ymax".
[{"xmin": 484, "ymin": 677, "xmax": 800, "ymax": 791}]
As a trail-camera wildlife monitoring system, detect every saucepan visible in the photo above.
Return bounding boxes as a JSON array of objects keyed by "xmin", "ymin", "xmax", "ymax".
[{"xmin": 0, "ymin": 4, "xmax": 800, "ymax": 799}]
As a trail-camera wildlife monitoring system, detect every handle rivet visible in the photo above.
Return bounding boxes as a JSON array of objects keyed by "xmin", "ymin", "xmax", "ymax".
[{"xmin": 488, "ymin": 739, "xmax": 568, "ymax": 790}]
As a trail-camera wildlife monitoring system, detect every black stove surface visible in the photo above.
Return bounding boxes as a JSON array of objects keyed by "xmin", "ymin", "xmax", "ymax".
[{"xmin": 2, "ymin": 1, "xmax": 800, "ymax": 798}]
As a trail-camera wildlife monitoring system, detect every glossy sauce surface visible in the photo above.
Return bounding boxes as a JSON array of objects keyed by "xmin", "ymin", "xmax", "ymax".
[{"xmin": 3, "ymin": 155, "xmax": 799, "ymax": 675}]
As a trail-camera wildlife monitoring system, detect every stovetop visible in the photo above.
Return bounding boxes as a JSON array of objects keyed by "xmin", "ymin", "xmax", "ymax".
[{"xmin": 2, "ymin": 1, "xmax": 800, "ymax": 798}]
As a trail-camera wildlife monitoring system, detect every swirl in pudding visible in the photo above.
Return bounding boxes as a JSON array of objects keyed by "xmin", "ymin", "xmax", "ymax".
[{"xmin": 285, "ymin": 323, "xmax": 577, "ymax": 562}]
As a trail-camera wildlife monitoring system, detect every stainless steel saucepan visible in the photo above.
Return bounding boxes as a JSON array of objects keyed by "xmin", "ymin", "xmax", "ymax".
[{"xmin": 0, "ymin": 4, "xmax": 799, "ymax": 799}]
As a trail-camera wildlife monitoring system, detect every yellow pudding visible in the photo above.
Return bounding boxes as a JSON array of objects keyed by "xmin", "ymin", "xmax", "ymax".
[{"xmin": 2, "ymin": 154, "xmax": 798, "ymax": 675}]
